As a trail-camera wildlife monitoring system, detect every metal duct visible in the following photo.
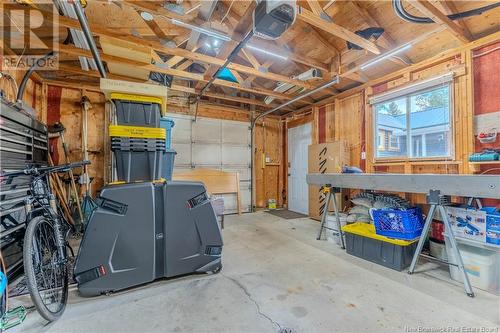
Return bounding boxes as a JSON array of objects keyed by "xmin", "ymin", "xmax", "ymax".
[{"xmin": 73, "ymin": 0, "xmax": 107, "ymax": 78}]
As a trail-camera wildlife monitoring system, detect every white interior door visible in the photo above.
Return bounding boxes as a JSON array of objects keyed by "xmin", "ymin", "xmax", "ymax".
[{"xmin": 287, "ymin": 123, "xmax": 311, "ymax": 214}]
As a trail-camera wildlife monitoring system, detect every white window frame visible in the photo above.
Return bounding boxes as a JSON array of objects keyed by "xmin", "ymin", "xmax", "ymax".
[{"xmin": 371, "ymin": 73, "xmax": 455, "ymax": 161}]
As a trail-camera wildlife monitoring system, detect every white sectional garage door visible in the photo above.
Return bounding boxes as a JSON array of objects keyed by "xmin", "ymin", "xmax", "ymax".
[{"xmin": 167, "ymin": 113, "xmax": 251, "ymax": 214}]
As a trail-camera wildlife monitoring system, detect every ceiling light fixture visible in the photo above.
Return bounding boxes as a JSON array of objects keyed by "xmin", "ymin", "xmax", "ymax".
[
  {"xmin": 360, "ymin": 44, "xmax": 412, "ymax": 70},
  {"xmin": 170, "ymin": 19, "xmax": 232, "ymax": 41},
  {"xmin": 246, "ymin": 45, "xmax": 287, "ymax": 60}
]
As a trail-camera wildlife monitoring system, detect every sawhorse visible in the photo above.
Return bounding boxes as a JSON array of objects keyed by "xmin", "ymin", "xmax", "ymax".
[
  {"xmin": 316, "ymin": 185, "xmax": 345, "ymax": 249},
  {"xmin": 408, "ymin": 190, "xmax": 474, "ymax": 297}
]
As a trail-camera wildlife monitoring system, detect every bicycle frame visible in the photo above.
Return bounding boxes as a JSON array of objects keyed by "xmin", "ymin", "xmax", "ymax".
[{"xmin": 1, "ymin": 160, "xmax": 90, "ymax": 270}]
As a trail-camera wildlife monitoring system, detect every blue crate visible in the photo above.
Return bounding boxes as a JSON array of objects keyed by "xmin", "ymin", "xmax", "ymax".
[
  {"xmin": 159, "ymin": 118, "xmax": 175, "ymax": 149},
  {"xmin": 372, "ymin": 207, "xmax": 424, "ymax": 240}
]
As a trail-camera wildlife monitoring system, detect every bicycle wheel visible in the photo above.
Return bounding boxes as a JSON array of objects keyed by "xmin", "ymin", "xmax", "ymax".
[{"xmin": 23, "ymin": 216, "xmax": 68, "ymax": 322}]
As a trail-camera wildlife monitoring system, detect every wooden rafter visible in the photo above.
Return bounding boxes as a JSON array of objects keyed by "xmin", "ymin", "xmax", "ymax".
[
  {"xmin": 297, "ymin": 7, "xmax": 381, "ymax": 54},
  {"xmin": 38, "ymin": 11, "xmax": 315, "ymax": 90},
  {"xmin": 56, "ymin": 63, "xmax": 294, "ymax": 111},
  {"xmin": 348, "ymin": 2, "xmax": 412, "ymax": 66},
  {"xmin": 408, "ymin": 1, "xmax": 471, "ymax": 44},
  {"xmin": 438, "ymin": 1, "xmax": 473, "ymax": 38},
  {"xmin": 56, "ymin": 43, "xmax": 295, "ymax": 100},
  {"xmin": 306, "ymin": 0, "xmax": 326, "ymax": 16},
  {"xmin": 241, "ymin": 49, "xmax": 261, "ymax": 70}
]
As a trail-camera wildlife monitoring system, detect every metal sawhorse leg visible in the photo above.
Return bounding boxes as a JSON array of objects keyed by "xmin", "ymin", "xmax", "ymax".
[
  {"xmin": 408, "ymin": 190, "xmax": 474, "ymax": 297},
  {"xmin": 316, "ymin": 185, "xmax": 345, "ymax": 249}
]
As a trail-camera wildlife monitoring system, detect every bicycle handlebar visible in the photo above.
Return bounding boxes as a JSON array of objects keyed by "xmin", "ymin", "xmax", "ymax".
[{"xmin": 0, "ymin": 160, "xmax": 91, "ymax": 178}]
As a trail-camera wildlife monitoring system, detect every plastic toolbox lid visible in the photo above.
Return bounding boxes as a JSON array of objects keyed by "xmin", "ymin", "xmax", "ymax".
[
  {"xmin": 342, "ymin": 223, "xmax": 418, "ymax": 246},
  {"xmin": 109, "ymin": 125, "xmax": 166, "ymax": 139},
  {"xmin": 110, "ymin": 93, "xmax": 162, "ymax": 105}
]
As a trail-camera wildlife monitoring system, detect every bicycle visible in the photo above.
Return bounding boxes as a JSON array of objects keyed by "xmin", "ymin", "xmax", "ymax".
[{"xmin": 0, "ymin": 161, "xmax": 89, "ymax": 322}]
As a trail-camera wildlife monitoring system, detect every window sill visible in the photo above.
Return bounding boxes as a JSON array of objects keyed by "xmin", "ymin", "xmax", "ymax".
[{"xmin": 373, "ymin": 160, "xmax": 461, "ymax": 166}]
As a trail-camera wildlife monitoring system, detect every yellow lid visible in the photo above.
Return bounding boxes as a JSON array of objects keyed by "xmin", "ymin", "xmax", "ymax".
[
  {"xmin": 108, "ymin": 181, "xmax": 126, "ymax": 185},
  {"xmin": 110, "ymin": 92, "xmax": 162, "ymax": 105},
  {"xmin": 341, "ymin": 223, "xmax": 418, "ymax": 246},
  {"xmin": 109, "ymin": 125, "xmax": 166, "ymax": 139}
]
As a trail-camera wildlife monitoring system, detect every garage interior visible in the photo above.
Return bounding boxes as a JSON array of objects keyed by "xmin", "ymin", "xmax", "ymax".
[{"xmin": 0, "ymin": 0, "xmax": 499, "ymax": 332}]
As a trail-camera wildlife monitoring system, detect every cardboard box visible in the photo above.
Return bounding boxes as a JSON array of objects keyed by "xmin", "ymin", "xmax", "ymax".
[
  {"xmin": 308, "ymin": 141, "xmax": 350, "ymax": 220},
  {"xmin": 444, "ymin": 206, "xmax": 487, "ymax": 243}
]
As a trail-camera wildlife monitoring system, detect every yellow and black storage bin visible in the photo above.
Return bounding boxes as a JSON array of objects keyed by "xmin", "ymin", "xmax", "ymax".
[
  {"xmin": 342, "ymin": 223, "xmax": 418, "ymax": 271},
  {"xmin": 110, "ymin": 125, "xmax": 174, "ymax": 182},
  {"xmin": 111, "ymin": 93, "xmax": 162, "ymax": 128}
]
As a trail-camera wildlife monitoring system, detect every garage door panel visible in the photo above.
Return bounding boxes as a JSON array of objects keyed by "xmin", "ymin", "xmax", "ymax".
[
  {"xmin": 222, "ymin": 145, "xmax": 250, "ymax": 165},
  {"xmin": 192, "ymin": 118, "xmax": 221, "ymax": 143},
  {"xmin": 222, "ymin": 167, "xmax": 251, "ymax": 181},
  {"xmin": 222, "ymin": 122, "xmax": 250, "ymax": 145},
  {"xmin": 171, "ymin": 116, "xmax": 251, "ymax": 214},
  {"xmin": 173, "ymin": 142, "xmax": 191, "ymax": 166},
  {"xmin": 241, "ymin": 193, "xmax": 251, "ymax": 212},
  {"xmin": 192, "ymin": 144, "xmax": 221, "ymax": 165},
  {"xmin": 167, "ymin": 115, "xmax": 192, "ymax": 143}
]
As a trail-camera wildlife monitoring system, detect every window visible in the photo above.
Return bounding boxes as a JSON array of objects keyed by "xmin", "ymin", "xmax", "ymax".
[{"xmin": 373, "ymin": 82, "xmax": 452, "ymax": 160}]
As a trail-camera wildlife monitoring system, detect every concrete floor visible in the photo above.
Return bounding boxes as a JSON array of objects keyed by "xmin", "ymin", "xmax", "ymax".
[{"xmin": 11, "ymin": 212, "xmax": 500, "ymax": 332}]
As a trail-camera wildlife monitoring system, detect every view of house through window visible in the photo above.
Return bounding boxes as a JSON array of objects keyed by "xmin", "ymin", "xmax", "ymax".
[{"xmin": 374, "ymin": 85, "xmax": 452, "ymax": 159}]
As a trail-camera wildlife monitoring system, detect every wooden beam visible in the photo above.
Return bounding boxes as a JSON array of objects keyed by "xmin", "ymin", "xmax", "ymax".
[
  {"xmin": 409, "ymin": 0, "xmax": 471, "ymax": 44},
  {"xmin": 436, "ymin": 1, "xmax": 473, "ymax": 39},
  {"xmin": 176, "ymin": 59, "xmax": 194, "ymax": 71},
  {"xmin": 241, "ymin": 49, "xmax": 261, "ymax": 70},
  {"xmin": 249, "ymin": 39, "xmax": 329, "ymax": 71},
  {"xmin": 195, "ymin": 2, "xmax": 256, "ymax": 89},
  {"xmin": 323, "ymin": 0, "xmax": 337, "ymax": 11},
  {"xmin": 122, "ymin": 0, "xmax": 198, "ymax": 21},
  {"xmin": 229, "ymin": 69, "xmax": 244, "ymax": 83},
  {"xmin": 56, "ymin": 44, "xmax": 294, "ymax": 100},
  {"xmin": 54, "ymin": 64, "xmax": 293, "ymax": 111},
  {"xmin": 307, "ymin": 0, "xmax": 325, "ymax": 16},
  {"xmin": 244, "ymin": 60, "xmax": 273, "ymax": 85},
  {"xmin": 294, "ymin": 26, "xmax": 484, "ymax": 113},
  {"xmin": 38, "ymin": 10, "xmax": 314, "ymax": 89},
  {"xmin": 297, "ymin": 7, "xmax": 381, "ymax": 54},
  {"xmin": 311, "ymin": 27, "xmax": 339, "ymax": 59},
  {"xmin": 348, "ymin": 2, "xmax": 412, "ymax": 66}
]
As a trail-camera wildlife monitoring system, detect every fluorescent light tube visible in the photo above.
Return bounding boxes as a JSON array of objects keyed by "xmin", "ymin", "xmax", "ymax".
[
  {"xmin": 360, "ymin": 44, "xmax": 412, "ymax": 70},
  {"xmin": 140, "ymin": 11, "xmax": 154, "ymax": 22},
  {"xmin": 246, "ymin": 45, "xmax": 288, "ymax": 60},
  {"xmin": 170, "ymin": 19, "xmax": 231, "ymax": 41}
]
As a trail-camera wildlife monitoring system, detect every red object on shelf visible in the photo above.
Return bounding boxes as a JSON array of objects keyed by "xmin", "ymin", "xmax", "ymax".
[{"xmin": 430, "ymin": 219, "xmax": 445, "ymax": 243}]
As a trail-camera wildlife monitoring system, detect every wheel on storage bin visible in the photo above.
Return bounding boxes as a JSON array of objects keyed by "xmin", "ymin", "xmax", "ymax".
[
  {"xmin": 210, "ymin": 265, "xmax": 222, "ymax": 275},
  {"xmin": 23, "ymin": 216, "xmax": 68, "ymax": 322}
]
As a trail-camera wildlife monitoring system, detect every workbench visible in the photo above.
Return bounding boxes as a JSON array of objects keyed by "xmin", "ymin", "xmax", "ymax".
[{"xmin": 306, "ymin": 173, "xmax": 500, "ymax": 297}]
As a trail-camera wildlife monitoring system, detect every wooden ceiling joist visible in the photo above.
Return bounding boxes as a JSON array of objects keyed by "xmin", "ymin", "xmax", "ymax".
[
  {"xmin": 408, "ymin": 0, "xmax": 472, "ymax": 44},
  {"xmin": 56, "ymin": 43, "xmax": 295, "ymax": 101},
  {"xmin": 39, "ymin": 10, "xmax": 314, "ymax": 91},
  {"xmin": 297, "ymin": 7, "xmax": 381, "ymax": 55},
  {"xmin": 56, "ymin": 63, "xmax": 293, "ymax": 111},
  {"xmin": 348, "ymin": 2, "xmax": 412, "ymax": 66}
]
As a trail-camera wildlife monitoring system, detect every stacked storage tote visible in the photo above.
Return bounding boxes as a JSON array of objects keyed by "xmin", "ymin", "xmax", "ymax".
[{"xmin": 109, "ymin": 93, "xmax": 175, "ymax": 182}]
